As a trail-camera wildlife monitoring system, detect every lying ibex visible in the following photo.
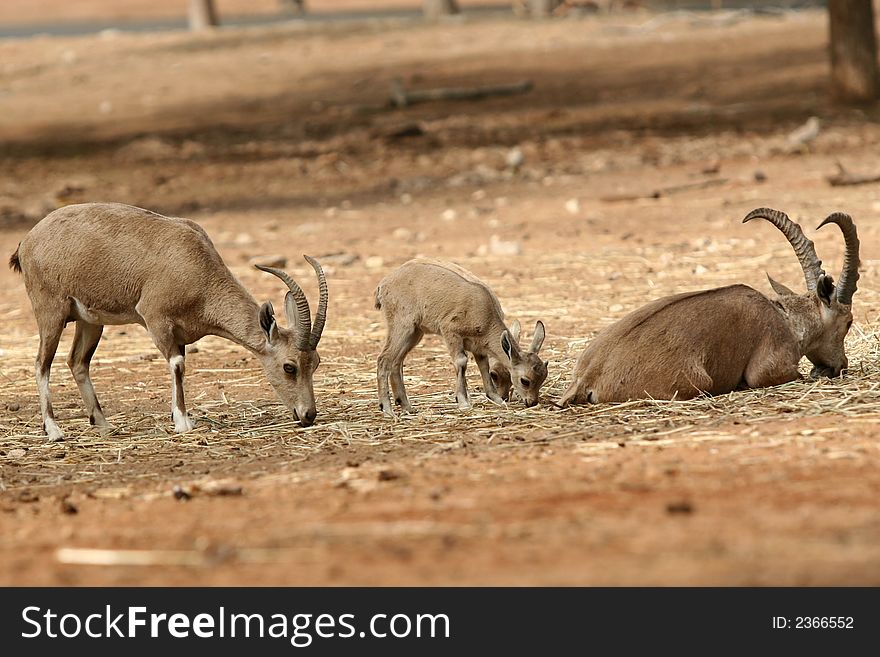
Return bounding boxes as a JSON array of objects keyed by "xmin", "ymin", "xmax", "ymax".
[
  {"xmin": 375, "ymin": 259, "xmax": 548, "ymax": 413},
  {"xmin": 9, "ymin": 202, "xmax": 327, "ymax": 441},
  {"xmin": 560, "ymin": 208, "xmax": 859, "ymax": 405}
]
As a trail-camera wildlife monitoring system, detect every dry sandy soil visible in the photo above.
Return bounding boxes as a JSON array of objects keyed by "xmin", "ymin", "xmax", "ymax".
[
  {"xmin": 0, "ymin": 0, "xmax": 513, "ymax": 25},
  {"xmin": 2, "ymin": 9, "xmax": 880, "ymax": 585}
]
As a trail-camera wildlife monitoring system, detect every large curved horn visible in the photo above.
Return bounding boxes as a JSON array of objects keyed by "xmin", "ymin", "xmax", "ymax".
[
  {"xmin": 255, "ymin": 264, "xmax": 311, "ymax": 350},
  {"xmin": 817, "ymin": 212, "xmax": 860, "ymax": 305},
  {"xmin": 742, "ymin": 208, "xmax": 824, "ymax": 291},
  {"xmin": 304, "ymin": 255, "xmax": 328, "ymax": 350}
]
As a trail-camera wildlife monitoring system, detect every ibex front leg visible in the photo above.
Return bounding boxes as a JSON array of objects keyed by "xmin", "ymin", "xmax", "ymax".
[
  {"xmin": 146, "ymin": 315, "xmax": 194, "ymax": 433},
  {"xmin": 167, "ymin": 344, "xmax": 194, "ymax": 433},
  {"xmin": 475, "ymin": 353, "xmax": 505, "ymax": 405},
  {"xmin": 444, "ymin": 334, "xmax": 471, "ymax": 411}
]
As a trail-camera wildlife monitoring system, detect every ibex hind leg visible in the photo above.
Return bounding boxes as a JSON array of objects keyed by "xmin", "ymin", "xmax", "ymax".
[
  {"xmin": 377, "ymin": 324, "xmax": 421, "ymax": 416},
  {"xmin": 33, "ymin": 302, "xmax": 68, "ymax": 442},
  {"xmin": 389, "ymin": 328, "xmax": 422, "ymax": 414},
  {"xmin": 67, "ymin": 320, "xmax": 112, "ymax": 433}
]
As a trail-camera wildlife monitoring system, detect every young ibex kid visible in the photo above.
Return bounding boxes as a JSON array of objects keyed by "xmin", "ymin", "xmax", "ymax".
[{"xmin": 375, "ymin": 259, "xmax": 548, "ymax": 414}]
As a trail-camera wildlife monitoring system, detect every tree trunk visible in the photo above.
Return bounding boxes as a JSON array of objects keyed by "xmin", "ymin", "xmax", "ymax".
[
  {"xmin": 188, "ymin": 0, "xmax": 219, "ymax": 31},
  {"xmin": 423, "ymin": 0, "xmax": 460, "ymax": 19},
  {"xmin": 828, "ymin": 0, "xmax": 880, "ymax": 102},
  {"xmin": 529, "ymin": 0, "xmax": 564, "ymax": 16}
]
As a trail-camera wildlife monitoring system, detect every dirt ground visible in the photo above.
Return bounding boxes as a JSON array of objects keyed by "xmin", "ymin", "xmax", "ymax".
[{"xmin": 2, "ymin": 9, "xmax": 880, "ymax": 585}]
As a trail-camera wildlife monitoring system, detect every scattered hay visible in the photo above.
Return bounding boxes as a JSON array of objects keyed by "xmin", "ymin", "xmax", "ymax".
[{"xmin": 2, "ymin": 250, "xmax": 880, "ymax": 495}]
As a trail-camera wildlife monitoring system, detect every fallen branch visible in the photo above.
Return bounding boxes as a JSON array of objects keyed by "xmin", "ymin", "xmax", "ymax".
[
  {"xmin": 600, "ymin": 177, "xmax": 728, "ymax": 203},
  {"xmin": 390, "ymin": 78, "xmax": 533, "ymax": 108},
  {"xmin": 827, "ymin": 161, "xmax": 880, "ymax": 187}
]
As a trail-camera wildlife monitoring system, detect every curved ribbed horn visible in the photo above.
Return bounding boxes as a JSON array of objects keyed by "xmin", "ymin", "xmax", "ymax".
[
  {"xmin": 255, "ymin": 264, "xmax": 311, "ymax": 350},
  {"xmin": 743, "ymin": 207, "xmax": 824, "ymax": 291},
  {"xmin": 816, "ymin": 212, "xmax": 860, "ymax": 305},
  {"xmin": 304, "ymin": 255, "xmax": 328, "ymax": 350}
]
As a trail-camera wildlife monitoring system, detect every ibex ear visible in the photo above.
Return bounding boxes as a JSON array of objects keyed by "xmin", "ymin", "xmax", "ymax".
[
  {"xmin": 816, "ymin": 274, "xmax": 835, "ymax": 307},
  {"xmin": 530, "ymin": 320, "xmax": 546, "ymax": 354},
  {"xmin": 259, "ymin": 302, "xmax": 278, "ymax": 342},
  {"xmin": 501, "ymin": 330, "xmax": 521, "ymax": 365},
  {"xmin": 766, "ymin": 273, "xmax": 796, "ymax": 297},
  {"xmin": 508, "ymin": 319, "xmax": 521, "ymax": 342}
]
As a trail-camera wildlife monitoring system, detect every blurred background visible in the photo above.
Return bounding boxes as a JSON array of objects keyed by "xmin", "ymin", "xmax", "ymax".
[{"xmin": 2, "ymin": 1, "xmax": 880, "ymax": 586}]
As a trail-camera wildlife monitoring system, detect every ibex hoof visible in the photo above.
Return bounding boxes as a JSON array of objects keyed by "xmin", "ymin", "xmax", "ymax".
[
  {"xmin": 43, "ymin": 421, "xmax": 65, "ymax": 443},
  {"xmin": 96, "ymin": 422, "xmax": 116, "ymax": 436},
  {"xmin": 173, "ymin": 415, "xmax": 195, "ymax": 433}
]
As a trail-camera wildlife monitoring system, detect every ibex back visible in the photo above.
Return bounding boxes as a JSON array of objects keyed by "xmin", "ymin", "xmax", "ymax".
[
  {"xmin": 560, "ymin": 208, "xmax": 859, "ymax": 405},
  {"xmin": 9, "ymin": 202, "xmax": 328, "ymax": 441}
]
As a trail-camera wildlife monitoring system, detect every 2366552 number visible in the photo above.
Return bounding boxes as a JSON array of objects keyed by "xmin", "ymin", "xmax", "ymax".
[{"xmin": 795, "ymin": 617, "xmax": 854, "ymax": 629}]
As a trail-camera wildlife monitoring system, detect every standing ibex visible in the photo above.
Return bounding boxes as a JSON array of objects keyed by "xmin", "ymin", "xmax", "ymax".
[
  {"xmin": 9, "ymin": 202, "xmax": 328, "ymax": 441},
  {"xmin": 560, "ymin": 208, "xmax": 860, "ymax": 405},
  {"xmin": 375, "ymin": 259, "xmax": 548, "ymax": 414}
]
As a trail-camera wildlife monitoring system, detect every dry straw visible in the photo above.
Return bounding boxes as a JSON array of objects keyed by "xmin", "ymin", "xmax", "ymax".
[{"xmin": 2, "ymin": 248, "xmax": 879, "ymax": 494}]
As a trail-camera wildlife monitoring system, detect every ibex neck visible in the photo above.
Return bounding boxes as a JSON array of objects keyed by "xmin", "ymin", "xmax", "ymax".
[
  {"xmin": 776, "ymin": 295, "xmax": 819, "ymax": 355},
  {"xmin": 484, "ymin": 322, "xmax": 512, "ymax": 363},
  {"xmin": 206, "ymin": 283, "xmax": 269, "ymax": 355}
]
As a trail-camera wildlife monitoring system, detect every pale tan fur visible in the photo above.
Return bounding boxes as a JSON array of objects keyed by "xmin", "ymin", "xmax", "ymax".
[
  {"xmin": 11, "ymin": 202, "xmax": 325, "ymax": 441},
  {"xmin": 375, "ymin": 259, "xmax": 548, "ymax": 413}
]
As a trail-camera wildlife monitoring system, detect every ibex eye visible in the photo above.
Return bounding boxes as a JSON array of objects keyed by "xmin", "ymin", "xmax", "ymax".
[
  {"xmin": 283, "ymin": 363, "xmax": 297, "ymax": 376},
  {"xmin": 520, "ymin": 378, "xmax": 530, "ymax": 387}
]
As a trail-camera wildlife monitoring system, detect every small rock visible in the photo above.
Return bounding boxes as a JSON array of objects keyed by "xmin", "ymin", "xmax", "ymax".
[
  {"xmin": 18, "ymin": 491, "xmax": 39, "ymax": 503},
  {"xmin": 565, "ymin": 198, "xmax": 581, "ymax": 215},
  {"xmin": 365, "ymin": 256, "xmax": 384, "ymax": 269},
  {"xmin": 753, "ymin": 170, "xmax": 767, "ymax": 183},
  {"xmin": 60, "ymin": 497, "xmax": 78, "ymax": 515},
  {"xmin": 666, "ymin": 500, "xmax": 694, "ymax": 515},
  {"xmin": 234, "ymin": 233, "xmax": 254, "ymax": 246},
  {"xmin": 487, "ymin": 235, "xmax": 521, "ymax": 256},
  {"xmin": 693, "ymin": 264, "xmax": 709, "ymax": 275},
  {"xmin": 185, "ymin": 345, "xmax": 199, "ymax": 354},
  {"xmin": 787, "ymin": 116, "xmax": 820, "ymax": 147},
  {"xmin": 98, "ymin": 100, "xmax": 113, "ymax": 114},
  {"xmin": 6, "ymin": 402, "xmax": 20, "ymax": 412},
  {"xmin": 441, "ymin": 209, "xmax": 457, "ymax": 222},
  {"xmin": 392, "ymin": 227, "xmax": 413, "ymax": 240},
  {"xmin": 701, "ymin": 159, "xmax": 721, "ymax": 175},
  {"xmin": 377, "ymin": 468, "xmax": 405, "ymax": 482},
  {"xmin": 172, "ymin": 485, "xmax": 192, "ymax": 501},
  {"xmin": 609, "ymin": 303, "xmax": 624, "ymax": 313},
  {"xmin": 248, "ymin": 254, "xmax": 287, "ymax": 268},
  {"xmin": 7, "ymin": 448, "xmax": 26, "ymax": 459},
  {"xmin": 506, "ymin": 146, "xmax": 525, "ymax": 171}
]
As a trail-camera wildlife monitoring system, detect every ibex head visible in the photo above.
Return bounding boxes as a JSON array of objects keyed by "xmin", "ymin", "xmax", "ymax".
[
  {"xmin": 744, "ymin": 208, "xmax": 859, "ymax": 379},
  {"xmin": 255, "ymin": 256, "xmax": 328, "ymax": 426},
  {"xmin": 496, "ymin": 319, "xmax": 548, "ymax": 407}
]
